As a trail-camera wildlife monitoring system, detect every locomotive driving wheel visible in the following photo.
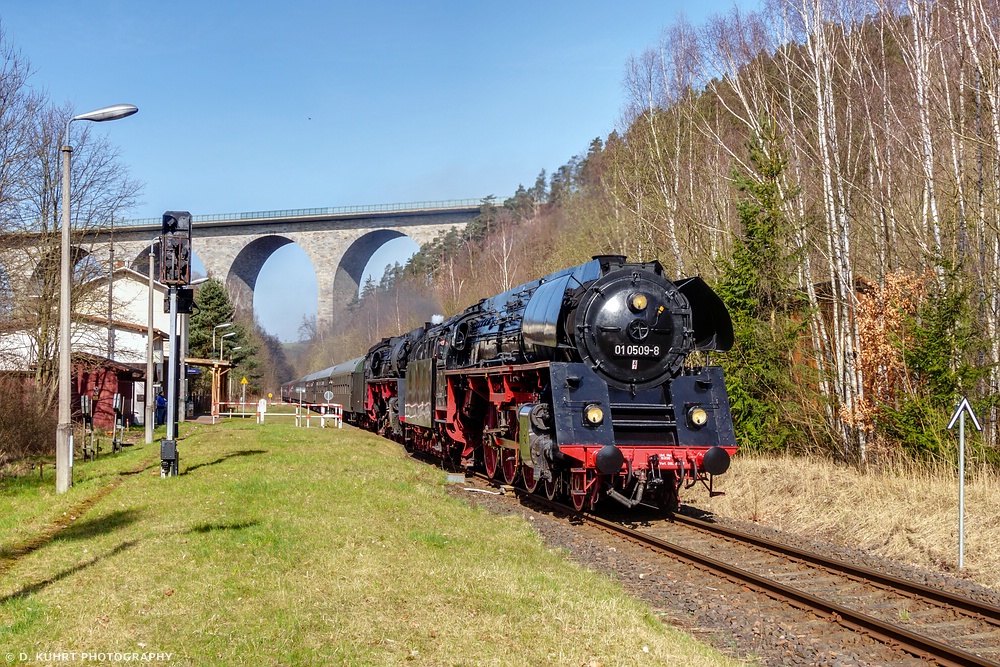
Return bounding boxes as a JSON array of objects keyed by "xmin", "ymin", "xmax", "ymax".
[
  {"xmin": 570, "ymin": 471, "xmax": 587, "ymax": 511},
  {"xmin": 522, "ymin": 465, "xmax": 539, "ymax": 493},
  {"xmin": 501, "ymin": 449, "xmax": 519, "ymax": 485},
  {"xmin": 483, "ymin": 441, "xmax": 499, "ymax": 478},
  {"xmin": 544, "ymin": 474, "xmax": 558, "ymax": 501}
]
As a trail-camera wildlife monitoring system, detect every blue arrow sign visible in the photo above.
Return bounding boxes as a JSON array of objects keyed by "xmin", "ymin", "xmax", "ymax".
[{"xmin": 947, "ymin": 397, "xmax": 982, "ymax": 431}]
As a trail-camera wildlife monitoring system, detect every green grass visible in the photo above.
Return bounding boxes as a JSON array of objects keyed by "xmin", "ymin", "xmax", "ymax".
[{"xmin": 1, "ymin": 421, "xmax": 740, "ymax": 666}]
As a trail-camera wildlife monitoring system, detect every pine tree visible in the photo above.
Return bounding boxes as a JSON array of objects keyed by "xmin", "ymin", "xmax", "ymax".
[
  {"xmin": 189, "ymin": 278, "xmax": 236, "ymax": 359},
  {"xmin": 188, "ymin": 277, "xmax": 258, "ymax": 392},
  {"xmin": 715, "ymin": 117, "xmax": 809, "ymax": 452}
]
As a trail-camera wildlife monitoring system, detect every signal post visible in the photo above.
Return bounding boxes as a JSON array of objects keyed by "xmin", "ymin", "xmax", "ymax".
[{"xmin": 159, "ymin": 211, "xmax": 193, "ymax": 477}]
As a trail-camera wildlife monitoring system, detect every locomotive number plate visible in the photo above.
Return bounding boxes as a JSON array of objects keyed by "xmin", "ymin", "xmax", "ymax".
[{"xmin": 613, "ymin": 344, "xmax": 661, "ymax": 357}]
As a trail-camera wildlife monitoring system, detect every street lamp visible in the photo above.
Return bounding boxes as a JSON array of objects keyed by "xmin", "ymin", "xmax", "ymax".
[
  {"xmin": 107, "ymin": 213, "xmax": 116, "ymax": 361},
  {"xmin": 213, "ymin": 322, "xmax": 234, "ymax": 359},
  {"xmin": 218, "ymin": 331, "xmax": 236, "ymax": 361},
  {"xmin": 226, "ymin": 345, "xmax": 246, "ymax": 410},
  {"xmin": 145, "ymin": 245, "xmax": 155, "ymax": 445},
  {"xmin": 226, "ymin": 346, "xmax": 242, "ymax": 403},
  {"xmin": 57, "ymin": 103, "xmax": 138, "ymax": 494}
]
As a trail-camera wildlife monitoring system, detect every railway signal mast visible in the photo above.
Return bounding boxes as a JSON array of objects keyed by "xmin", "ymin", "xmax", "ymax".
[{"xmin": 159, "ymin": 211, "xmax": 193, "ymax": 477}]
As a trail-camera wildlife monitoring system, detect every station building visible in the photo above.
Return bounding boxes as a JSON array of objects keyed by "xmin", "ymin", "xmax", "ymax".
[{"xmin": 0, "ymin": 267, "xmax": 171, "ymax": 431}]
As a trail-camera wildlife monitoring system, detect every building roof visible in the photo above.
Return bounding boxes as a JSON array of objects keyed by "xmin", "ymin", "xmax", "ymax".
[
  {"xmin": 82, "ymin": 266, "xmax": 168, "ymax": 292},
  {"xmin": 77, "ymin": 313, "xmax": 168, "ymax": 339},
  {"xmin": 74, "ymin": 351, "xmax": 145, "ymax": 376}
]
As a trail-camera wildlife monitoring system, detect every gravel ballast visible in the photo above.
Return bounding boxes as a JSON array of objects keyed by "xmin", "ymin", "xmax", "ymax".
[{"xmin": 451, "ymin": 483, "xmax": 1000, "ymax": 666}]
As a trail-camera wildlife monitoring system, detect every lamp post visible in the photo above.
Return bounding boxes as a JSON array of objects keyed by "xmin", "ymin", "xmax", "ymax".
[
  {"xmin": 57, "ymin": 103, "xmax": 138, "ymax": 494},
  {"xmin": 226, "ymin": 344, "xmax": 242, "ymax": 404},
  {"xmin": 145, "ymin": 246, "xmax": 156, "ymax": 444},
  {"xmin": 107, "ymin": 213, "xmax": 115, "ymax": 361},
  {"xmin": 213, "ymin": 322, "xmax": 234, "ymax": 360},
  {"xmin": 218, "ymin": 331, "xmax": 235, "ymax": 361},
  {"xmin": 229, "ymin": 345, "xmax": 247, "ymax": 413}
]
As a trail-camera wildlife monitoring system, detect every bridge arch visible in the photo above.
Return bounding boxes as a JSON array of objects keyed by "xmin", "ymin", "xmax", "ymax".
[
  {"xmin": 130, "ymin": 243, "xmax": 159, "ymax": 276},
  {"xmin": 222, "ymin": 229, "xmax": 415, "ymax": 328},
  {"xmin": 60, "ymin": 201, "xmax": 477, "ymax": 333},
  {"xmin": 331, "ymin": 229, "xmax": 406, "ymax": 311},
  {"xmin": 29, "ymin": 245, "xmax": 94, "ymax": 296},
  {"xmin": 226, "ymin": 235, "xmax": 297, "ymax": 317}
]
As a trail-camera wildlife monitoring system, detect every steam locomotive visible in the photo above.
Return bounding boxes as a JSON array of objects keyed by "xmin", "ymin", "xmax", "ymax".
[{"xmin": 281, "ymin": 255, "xmax": 737, "ymax": 512}]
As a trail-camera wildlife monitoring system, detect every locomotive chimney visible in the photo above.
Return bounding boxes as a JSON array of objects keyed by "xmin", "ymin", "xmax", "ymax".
[{"xmin": 592, "ymin": 255, "xmax": 626, "ymax": 272}]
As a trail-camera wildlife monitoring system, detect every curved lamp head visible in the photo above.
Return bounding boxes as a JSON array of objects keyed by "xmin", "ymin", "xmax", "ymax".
[
  {"xmin": 73, "ymin": 104, "xmax": 139, "ymax": 123},
  {"xmin": 65, "ymin": 104, "xmax": 138, "ymax": 146}
]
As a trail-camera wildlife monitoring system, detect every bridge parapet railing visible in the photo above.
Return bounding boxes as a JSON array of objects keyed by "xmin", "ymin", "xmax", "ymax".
[{"xmin": 117, "ymin": 199, "xmax": 486, "ymax": 228}]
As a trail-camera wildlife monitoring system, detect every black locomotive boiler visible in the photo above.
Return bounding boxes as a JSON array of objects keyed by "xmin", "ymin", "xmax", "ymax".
[{"xmin": 282, "ymin": 255, "xmax": 736, "ymax": 512}]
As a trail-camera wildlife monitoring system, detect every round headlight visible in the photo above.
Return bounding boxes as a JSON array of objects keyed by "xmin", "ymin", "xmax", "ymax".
[
  {"xmin": 584, "ymin": 403, "xmax": 604, "ymax": 425},
  {"xmin": 629, "ymin": 293, "xmax": 648, "ymax": 312},
  {"xmin": 688, "ymin": 407, "xmax": 708, "ymax": 428}
]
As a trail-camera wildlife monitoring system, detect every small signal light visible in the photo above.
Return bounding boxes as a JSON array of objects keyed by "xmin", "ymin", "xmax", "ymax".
[
  {"xmin": 688, "ymin": 407, "xmax": 709, "ymax": 428},
  {"xmin": 584, "ymin": 403, "xmax": 604, "ymax": 425}
]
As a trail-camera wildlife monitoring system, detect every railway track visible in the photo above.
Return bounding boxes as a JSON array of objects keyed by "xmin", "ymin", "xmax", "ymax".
[{"xmin": 470, "ymin": 472, "xmax": 1000, "ymax": 666}]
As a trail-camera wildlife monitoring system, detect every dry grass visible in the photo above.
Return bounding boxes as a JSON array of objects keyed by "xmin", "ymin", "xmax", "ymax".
[
  {"xmin": 694, "ymin": 452, "xmax": 1000, "ymax": 590},
  {"xmin": 0, "ymin": 378, "xmax": 58, "ymax": 469}
]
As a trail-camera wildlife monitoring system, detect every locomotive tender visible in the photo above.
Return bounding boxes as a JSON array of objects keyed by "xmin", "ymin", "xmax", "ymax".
[{"xmin": 282, "ymin": 255, "xmax": 737, "ymax": 512}]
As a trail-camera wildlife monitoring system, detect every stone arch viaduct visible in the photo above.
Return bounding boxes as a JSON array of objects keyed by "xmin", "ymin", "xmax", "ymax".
[{"xmin": 3, "ymin": 200, "xmax": 479, "ymax": 328}]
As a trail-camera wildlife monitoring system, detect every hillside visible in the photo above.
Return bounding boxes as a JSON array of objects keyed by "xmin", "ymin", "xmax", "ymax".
[{"xmin": 300, "ymin": 0, "xmax": 1000, "ymax": 468}]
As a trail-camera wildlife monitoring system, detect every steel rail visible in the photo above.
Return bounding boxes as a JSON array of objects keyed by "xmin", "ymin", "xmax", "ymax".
[
  {"xmin": 489, "ymin": 479, "xmax": 998, "ymax": 667},
  {"xmin": 583, "ymin": 511, "xmax": 998, "ymax": 667},
  {"xmin": 669, "ymin": 513, "xmax": 1000, "ymax": 625}
]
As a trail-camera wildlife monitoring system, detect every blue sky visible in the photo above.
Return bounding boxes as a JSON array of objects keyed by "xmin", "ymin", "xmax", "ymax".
[{"xmin": 1, "ymin": 1, "xmax": 742, "ymax": 341}]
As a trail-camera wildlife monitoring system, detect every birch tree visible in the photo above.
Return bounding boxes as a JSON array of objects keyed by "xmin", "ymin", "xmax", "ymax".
[{"xmin": 2, "ymin": 100, "xmax": 141, "ymax": 404}]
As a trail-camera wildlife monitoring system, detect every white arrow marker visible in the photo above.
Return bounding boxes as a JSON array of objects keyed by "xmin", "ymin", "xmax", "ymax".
[
  {"xmin": 947, "ymin": 396, "xmax": 982, "ymax": 432},
  {"xmin": 947, "ymin": 396, "xmax": 981, "ymax": 569}
]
